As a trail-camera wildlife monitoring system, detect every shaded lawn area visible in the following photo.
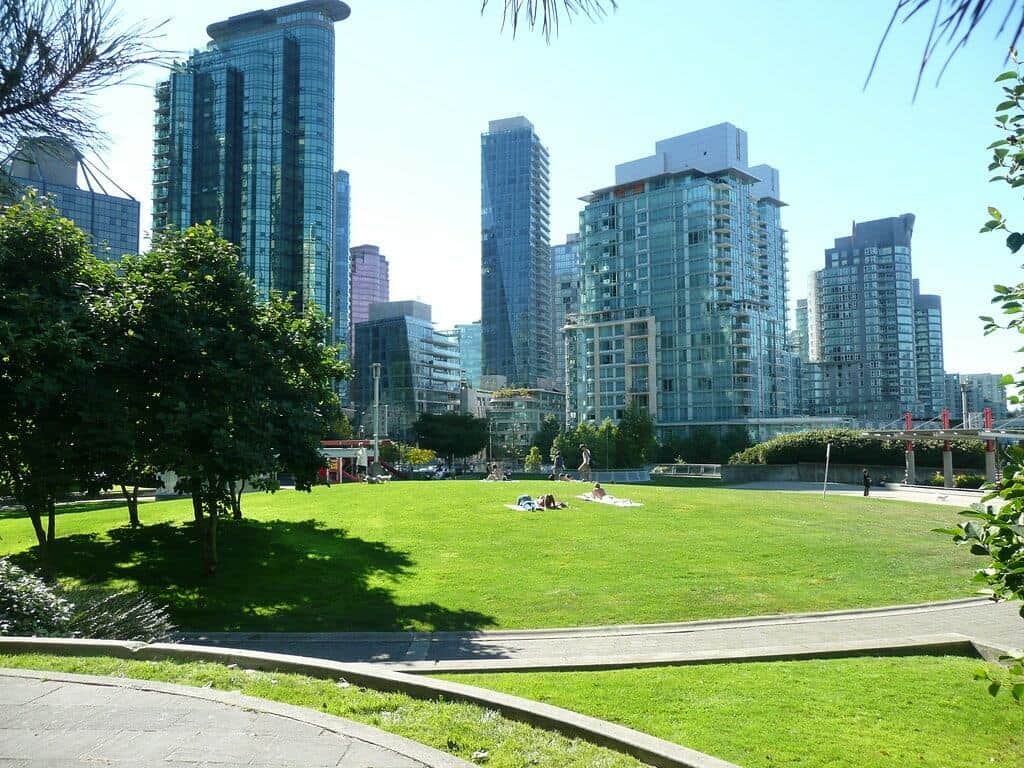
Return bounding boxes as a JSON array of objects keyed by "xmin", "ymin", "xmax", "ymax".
[
  {"xmin": 0, "ymin": 654, "xmax": 645, "ymax": 768},
  {"xmin": 439, "ymin": 656, "xmax": 1024, "ymax": 768},
  {"xmin": 0, "ymin": 483, "xmax": 978, "ymax": 631}
]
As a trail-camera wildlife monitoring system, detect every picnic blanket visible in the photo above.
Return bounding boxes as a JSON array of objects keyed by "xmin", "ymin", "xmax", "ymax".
[
  {"xmin": 504, "ymin": 503, "xmax": 536, "ymax": 511},
  {"xmin": 574, "ymin": 494, "xmax": 643, "ymax": 507}
]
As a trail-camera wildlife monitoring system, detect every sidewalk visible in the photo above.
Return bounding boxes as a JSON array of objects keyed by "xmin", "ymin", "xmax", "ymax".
[
  {"xmin": 187, "ymin": 598, "xmax": 1023, "ymax": 673},
  {"xmin": 0, "ymin": 668, "xmax": 472, "ymax": 767}
]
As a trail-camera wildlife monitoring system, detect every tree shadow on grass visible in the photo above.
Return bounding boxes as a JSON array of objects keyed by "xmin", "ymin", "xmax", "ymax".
[
  {"xmin": 9, "ymin": 518, "xmax": 495, "ymax": 633},
  {"xmin": 0, "ymin": 499, "xmax": 147, "ymax": 521}
]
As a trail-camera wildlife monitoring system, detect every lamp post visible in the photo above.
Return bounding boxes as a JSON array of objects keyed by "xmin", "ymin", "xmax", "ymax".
[
  {"xmin": 371, "ymin": 363, "xmax": 381, "ymax": 466},
  {"xmin": 960, "ymin": 381, "xmax": 969, "ymax": 427}
]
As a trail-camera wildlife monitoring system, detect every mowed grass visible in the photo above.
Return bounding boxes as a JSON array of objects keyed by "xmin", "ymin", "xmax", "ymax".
[
  {"xmin": 440, "ymin": 656, "xmax": 1024, "ymax": 768},
  {"xmin": 0, "ymin": 483, "xmax": 977, "ymax": 631},
  {"xmin": 0, "ymin": 654, "xmax": 644, "ymax": 768}
]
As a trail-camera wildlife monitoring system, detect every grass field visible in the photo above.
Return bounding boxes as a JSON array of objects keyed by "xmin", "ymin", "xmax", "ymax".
[
  {"xmin": 0, "ymin": 654, "xmax": 644, "ymax": 768},
  {"xmin": 440, "ymin": 656, "xmax": 1024, "ymax": 768},
  {"xmin": 0, "ymin": 483, "xmax": 976, "ymax": 631}
]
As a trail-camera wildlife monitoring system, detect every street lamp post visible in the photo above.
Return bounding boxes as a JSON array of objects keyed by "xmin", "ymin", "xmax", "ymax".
[
  {"xmin": 960, "ymin": 382, "xmax": 969, "ymax": 428},
  {"xmin": 371, "ymin": 363, "xmax": 381, "ymax": 467}
]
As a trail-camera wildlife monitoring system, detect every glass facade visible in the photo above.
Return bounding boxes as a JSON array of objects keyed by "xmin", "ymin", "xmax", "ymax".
[
  {"xmin": 333, "ymin": 170, "xmax": 350, "ymax": 354},
  {"xmin": 6, "ymin": 137, "xmax": 139, "ymax": 259},
  {"xmin": 454, "ymin": 321, "xmax": 482, "ymax": 388},
  {"xmin": 481, "ymin": 116, "xmax": 553, "ymax": 389},
  {"xmin": 152, "ymin": 1, "xmax": 350, "ymax": 325},
  {"xmin": 349, "ymin": 244, "xmax": 390, "ymax": 349},
  {"xmin": 945, "ymin": 373, "xmax": 1009, "ymax": 421},
  {"xmin": 551, "ymin": 233, "xmax": 580, "ymax": 391},
  {"xmin": 566, "ymin": 124, "xmax": 790, "ymax": 436},
  {"xmin": 489, "ymin": 388, "xmax": 566, "ymax": 457},
  {"xmin": 352, "ymin": 301, "xmax": 460, "ymax": 441},
  {"xmin": 807, "ymin": 214, "xmax": 946, "ymax": 421},
  {"xmin": 913, "ymin": 281, "xmax": 945, "ymax": 418}
]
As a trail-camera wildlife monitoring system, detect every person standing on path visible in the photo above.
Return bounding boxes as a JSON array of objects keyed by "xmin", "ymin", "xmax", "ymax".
[
  {"xmin": 579, "ymin": 444, "xmax": 592, "ymax": 482},
  {"xmin": 553, "ymin": 450, "xmax": 565, "ymax": 478},
  {"xmin": 862, "ymin": 469, "xmax": 871, "ymax": 497}
]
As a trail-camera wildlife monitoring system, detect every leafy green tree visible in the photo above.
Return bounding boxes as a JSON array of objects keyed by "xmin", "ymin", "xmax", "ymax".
[
  {"xmin": 0, "ymin": 194, "xmax": 110, "ymax": 556},
  {"xmin": 326, "ymin": 412, "xmax": 353, "ymax": 440},
  {"xmin": 617, "ymin": 401, "xmax": 657, "ymax": 466},
  {"xmin": 413, "ymin": 412, "xmax": 488, "ymax": 468},
  {"xmin": 406, "ymin": 446, "xmax": 437, "ymax": 465},
  {"xmin": 532, "ymin": 415, "xmax": 561, "ymax": 463},
  {"xmin": 940, "ymin": 64, "xmax": 1024, "ymax": 703},
  {"xmin": 523, "ymin": 446, "xmax": 543, "ymax": 472},
  {"xmin": 126, "ymin": 224, "xmax": 345, "ymax": 573}
]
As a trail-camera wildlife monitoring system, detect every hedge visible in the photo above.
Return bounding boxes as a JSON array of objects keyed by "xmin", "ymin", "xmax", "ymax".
[{"xmin": 728, "ymin": 429, "xmax": 985, "ymax": 469}]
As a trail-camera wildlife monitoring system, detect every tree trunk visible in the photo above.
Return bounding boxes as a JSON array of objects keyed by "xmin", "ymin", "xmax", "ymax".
[
  {"xmin": 203, "ymin": 499, "xmax": 218, "ymax": 575},
  {"xmin": 230, "ymin": 480, "xmax": 244, "ymax": 520},
  {"xmin": 122, "ymin": 484, "xmax": 141, "ymax": 527},
  {"xmin": 46, "ymin": 499, "xmax": 55, "ymax": 545},
  {"xmin": 191, "ymin": 493, "xmax": 203, "ymax": 524},
  {"xmin": 27, "ymin": 505, "xmax": 46, "ymax": 549}
]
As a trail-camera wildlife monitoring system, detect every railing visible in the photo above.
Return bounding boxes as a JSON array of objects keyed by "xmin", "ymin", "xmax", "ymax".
[{"xmin": 651, "ymin": 463, "xmax": 722, "ymax": 478}]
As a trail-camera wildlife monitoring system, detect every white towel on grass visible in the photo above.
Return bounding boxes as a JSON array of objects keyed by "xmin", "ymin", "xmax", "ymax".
[{"xmin": 574, "ymin": 494, "xmax": 643, "ymax": 507}]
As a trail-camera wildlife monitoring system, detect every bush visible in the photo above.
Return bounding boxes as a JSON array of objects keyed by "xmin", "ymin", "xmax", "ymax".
[
  {"xmin": 930, "ymin": 471, "xmax": 946, "ymax": 487},
  {"xmin": 0, "ymin": 557, "xmax": 73, "ymax": 636},
  {"xmin": 0, "ymin": 557, "xmax": 176, "ymax": 641},
  {"xmin": 954, "ymin": 473, "xmax": 986, "ymax": 489},
  {"xmin": 523, "ymin": 446, "xmax": 543, "ymax": 472},
  {"xmin": 728, "ymin": 429, "xmax": 985, "ymax": 469}
]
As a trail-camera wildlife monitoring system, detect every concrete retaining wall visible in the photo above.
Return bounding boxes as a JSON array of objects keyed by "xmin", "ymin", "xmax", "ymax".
[{"xmin": 722, "ymin": 462, "xmax": 944, "ymax": 486}]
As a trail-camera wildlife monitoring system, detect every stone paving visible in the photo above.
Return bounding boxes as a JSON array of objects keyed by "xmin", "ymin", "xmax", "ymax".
[
  {"xmin": 0, "ymin": 669, "xmax": 472, "ymax": 767},
  {"xmin": 188, "ymin": 598, "xmax": 1024, "ymax": 672}
]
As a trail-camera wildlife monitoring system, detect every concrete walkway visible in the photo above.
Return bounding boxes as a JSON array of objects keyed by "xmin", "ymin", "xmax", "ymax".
[
  {"xmin": 726, "ymin": 481, "xmax": 993, "ymax": 507},
  {"xmin": 0, "ymin": 668, "xmax": 472, "ymax": 767},
  {"xmin": 187, "ymin": 598, "xmax": 1024, "ymax": 673}
]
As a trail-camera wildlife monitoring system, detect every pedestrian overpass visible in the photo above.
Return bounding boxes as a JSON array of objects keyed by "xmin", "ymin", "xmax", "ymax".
[{"xmin": 861, "ymin": 409, "xmax": 1024, "ymax": 487}]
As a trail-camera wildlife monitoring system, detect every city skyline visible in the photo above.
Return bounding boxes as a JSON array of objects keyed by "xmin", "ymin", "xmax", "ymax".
[{"xmin": 77, "ymin": 0, "xmax": 1020, "ymax": 375}]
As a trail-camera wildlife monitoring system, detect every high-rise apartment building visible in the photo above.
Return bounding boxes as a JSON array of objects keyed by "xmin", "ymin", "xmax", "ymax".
[
  {"xmin": 945, "ymin": 373, "xmax": 1010, "ymax": 421},
  {"xmin": 807, "ymin": 215, "xmax": 945, "ymax": 421},
  {"xmin": 152, "ymin": 0, "xmax": 350, "ymax": 320},
  {"xmin": 551, "ymin": 233, "xmax": 581, "ymax": 391},
  {"xmin": 454, "ymin": 322, "xmax": 483, "ymax": 388},
  {"xmin": 565, "ymin": 123, "xmax": 789, "ymax": 437},
  {"xmin": 913, "ymin": 280, "xmax": 945, "ymax": 418},
  {"xmin": 481, "ymin": 116, "xmax": 553, "ymax": 389},
  {"xmin": 6, "ymin": 137, "xmax": 140, "ymax": 258},
  {"xmin": 334, "ymin": 170, "xmax": 351, "ymax": 352},
  {"xmin": 352, "ymin": 301, "xmax": 460, "ymax": 440},
  {"xmin": 349, "ymin": 244, "xmax": 390, "ymax": 349}
]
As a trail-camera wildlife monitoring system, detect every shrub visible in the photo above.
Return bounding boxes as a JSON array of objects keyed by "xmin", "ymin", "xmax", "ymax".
[
  {"xmin": 954, "ymin": 473, "xmax": 986, "ymax": 489},
  {"xmin": 728, "ymin": 429, "xmax": 985, "ymax": 469},
  {"xmin": 523, "ymin": 446, "xmax": 543, "ymax": 472},
  {"xmin": 0, "ymin": 558, "xmax": 73, "ymax": 636},
  {"xmin": 0, "ymin": 557, "xmax": 176, "ymax": 641},
  {"xmin": 63, "ymin": 587, "xmax": 177, "ymax": 642},
  {"xmin": 930, "ymin": 471, "xmax": 946, "ymax": 487}
]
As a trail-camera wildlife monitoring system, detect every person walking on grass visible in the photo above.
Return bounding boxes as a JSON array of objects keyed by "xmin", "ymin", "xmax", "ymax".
[
  {"xmin": 579, "ymin": 443, "xmax": 592, "ymax": 482},
  {"xmin": 862, "ymin": 469, "xmax": 871, "ymax": 497}
]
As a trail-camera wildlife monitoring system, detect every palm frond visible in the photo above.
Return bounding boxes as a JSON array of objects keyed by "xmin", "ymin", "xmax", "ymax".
[{"xmin": 480, "ymin": 0, "xmax": 617, "ymax": 42}]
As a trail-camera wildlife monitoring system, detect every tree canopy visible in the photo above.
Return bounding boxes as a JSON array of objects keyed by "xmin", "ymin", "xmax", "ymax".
[{"xmin": 413, "ymin": 412, "xmax": 488, "ymax": 466}]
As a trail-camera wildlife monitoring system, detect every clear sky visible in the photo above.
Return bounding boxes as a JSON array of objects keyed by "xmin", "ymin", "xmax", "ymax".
[{"xmin": 91, "ymin": 0, "xmax": 1020, "ymax": 376}]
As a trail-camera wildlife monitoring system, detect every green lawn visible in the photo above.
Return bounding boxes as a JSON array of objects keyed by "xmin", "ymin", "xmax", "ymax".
[
  {"xmin": 0, "ymin": 483, "xmax": 976, "ymax": 631},
  {"xmin": 440, "ymin": 656, "xmax": 1024, "ymax": 768},
  {"xmin": 0, "ymin": 654, "xmax": 643, "ymax": 768}
]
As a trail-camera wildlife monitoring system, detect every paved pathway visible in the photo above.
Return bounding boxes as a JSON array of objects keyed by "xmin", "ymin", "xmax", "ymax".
[
  {"xmin": 0, "ymin": 669, "xmax": 472, "ymax": 767},
  {"xmin": 187, "ymin": 598, "xmax": 1024, "ymax": 673},
  {"xmin": 726, "ymin": 481, "xmax": 994, "ymax": 507}
]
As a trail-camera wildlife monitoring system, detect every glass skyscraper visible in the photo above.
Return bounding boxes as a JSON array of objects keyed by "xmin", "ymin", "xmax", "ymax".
[
  {"xmin": 6, "ymin": 137, "xmax": 140, "ymax": 259},
  {"xmin": 349, "ymin": 244, "xmax": 389, "ymax": 349},
  {"xmin": 334, "ymin": 170, "xmax": 350, "ymax": 353},
  {"xmin": 807, "ymin": 215, "xmax": 939, "ymax": 421},
  {"xmin": 454, "ymin": 321, "xmax": 483, "ymax": 388},
  {"xmin": 551, "ymin": 233, "xmax": 581, "ymax": 391},
  {"xmin": 152, "ymin": 0, "xmax": 350, "ymax": 323},
  {"xmin": 913, "ymin": 280, "xmax": 945, "ymax": 418},
  {"xmin": 352, "ymin": 301, "xmax": 460, "ymax": 441},
  {"xmin": 481, "ymin": 116, "xmax": 553, "ymax": 389},
  {"xmin": 565, "ymin": 124, "xmax": 789, "ymax": 437}
]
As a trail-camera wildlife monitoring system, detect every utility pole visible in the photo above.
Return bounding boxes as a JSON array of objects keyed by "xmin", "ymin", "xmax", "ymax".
[
  {"xmin": 960, "ymin": 381, "xmax": 969, "ymax": 428},
  {"xmin": 372, "ymin": 363, "xmax": 381, "ymax": 466}
]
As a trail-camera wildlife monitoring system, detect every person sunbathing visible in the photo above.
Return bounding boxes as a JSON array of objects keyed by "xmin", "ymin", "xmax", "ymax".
[
  {"xmin": 591, "ymin": 483, "xmax": 607, "ymax": 499},
  {"xmin": 535, "ymin": 493, "xmax": 567, "ymax": 509}
]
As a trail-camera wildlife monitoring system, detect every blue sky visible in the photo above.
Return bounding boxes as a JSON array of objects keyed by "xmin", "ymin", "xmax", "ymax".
[{"xmin": 95, "ymin": 0, "xmax": 1019, "ymax": 375}]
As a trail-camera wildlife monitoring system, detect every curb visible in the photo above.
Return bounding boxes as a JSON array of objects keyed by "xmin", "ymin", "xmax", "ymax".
[
  {"xmin": 390, "ymin": 634, "xmax": 983, "ymax": 674},
  {"xmin": 181, "ymin": 597, "xmax": 995, "ymax": 644},
  {"xmin": 0, "ymin": 636, "xmax": 739, "ymax": 768},
  {"xmin": 0, "ymin": 667, "xmax": 473, "ymax": 768}
]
